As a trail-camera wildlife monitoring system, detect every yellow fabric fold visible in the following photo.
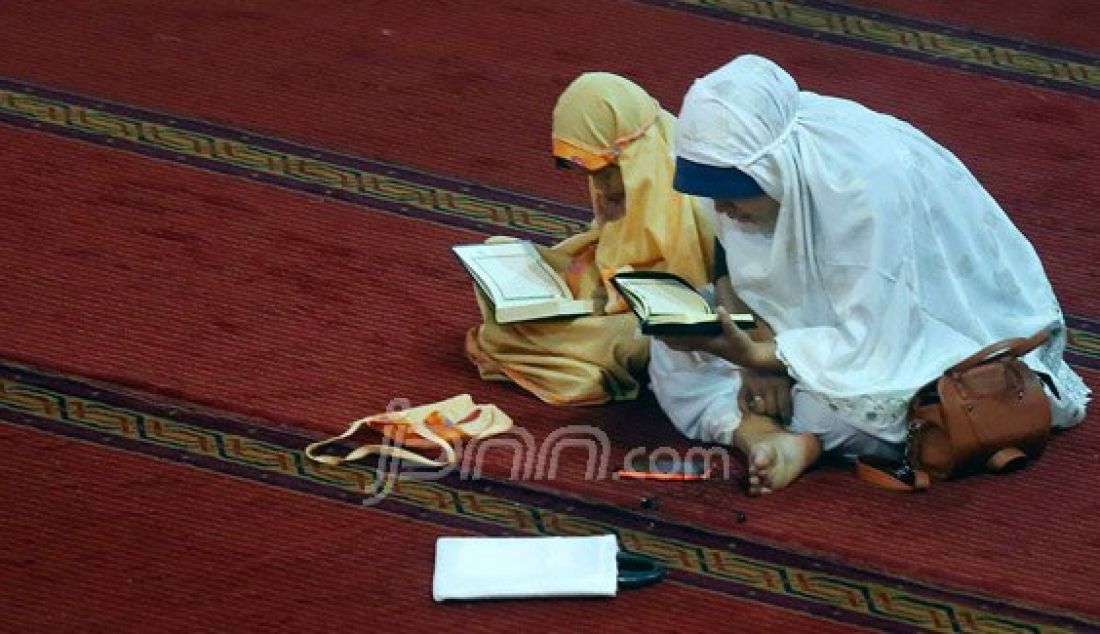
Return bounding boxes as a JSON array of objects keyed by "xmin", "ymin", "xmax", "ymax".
[{"xmin": 466, "ymin": 236, "xmax": 650, "ymax": 405}]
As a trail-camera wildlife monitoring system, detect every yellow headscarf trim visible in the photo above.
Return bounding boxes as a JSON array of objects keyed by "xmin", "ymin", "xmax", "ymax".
[{"xmin": 552, "ymin": 110, "xmax": 658, "ymax": 171}]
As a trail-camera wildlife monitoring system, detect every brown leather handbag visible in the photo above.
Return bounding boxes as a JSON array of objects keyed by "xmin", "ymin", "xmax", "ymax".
[{"xmin": 857, "ymin": 330, "xmax": 1053, "ymax": 492}]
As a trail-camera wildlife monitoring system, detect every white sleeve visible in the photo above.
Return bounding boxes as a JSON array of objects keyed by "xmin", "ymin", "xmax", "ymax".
[{"xmin": 648, "ymin": 339, "xmax": 744, "ymax": 444}]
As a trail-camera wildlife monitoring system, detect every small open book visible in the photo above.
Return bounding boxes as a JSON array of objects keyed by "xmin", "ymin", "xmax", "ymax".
[
  {"xmin": 453, "ymin": 241, "xmax": 595, "ymax": 324},
  {"xmin": 611, "ymin": 271, "xmax": 754, "ymax": 336}
]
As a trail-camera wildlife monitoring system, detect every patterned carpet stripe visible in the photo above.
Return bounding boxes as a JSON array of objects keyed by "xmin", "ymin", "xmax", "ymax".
[
  {"xmin": 640, "ymin": 0, "xmax": 1099, "ymax": 98},
  {"xmin": 0, "ymin": 363, "xmax": 1095, "ymax": 633},
  {"xmin": 0, "ymin": 78, "xmax": 590, "ymax": 244},
  {"xmin": 1066, "ymin": 316, "xmax": 1100, "ymax": 368},
  {"xmin": 3, "ymin": 76, "xmax": 1096, "ymax": 371}
]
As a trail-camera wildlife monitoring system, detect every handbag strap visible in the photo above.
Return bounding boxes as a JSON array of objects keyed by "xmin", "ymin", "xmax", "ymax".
[
  {"xmin": 855, "ymin": 456, "xmax": 931, "ymax": 492},
  {"xmin": 947, "ymin": 329, "xmax": 1050, "ymax": 375}
]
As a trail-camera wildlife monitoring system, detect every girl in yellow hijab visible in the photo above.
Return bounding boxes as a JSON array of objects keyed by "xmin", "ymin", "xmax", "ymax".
[{"xmin": 465, "ymin": 72, "xmax": 715, "ymax": 405}]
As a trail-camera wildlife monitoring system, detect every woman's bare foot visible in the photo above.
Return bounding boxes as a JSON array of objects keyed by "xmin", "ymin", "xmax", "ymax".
[{"xmin": 734, "ymin": 413, "xmax": 821, "ymax": 495}]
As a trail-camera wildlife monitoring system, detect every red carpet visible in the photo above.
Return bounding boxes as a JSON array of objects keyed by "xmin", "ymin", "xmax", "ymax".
[
  {"xmin": 1, "ymin": 118, "xmax": 1098, "ymax": 626},
  {"xmin": 0, "ymin": 0, "xmax": 1097, "ymax": 317},
  {"xmin": 2, "ymin": 421, "xmax": 862, "ymax": 632},
  {"xmin": 2, "ymin": 0, "xmax": 1099, "ymax": 630},
  {"xmin": 3, "ymin": 368, "xmax": 1092, "ymax": 631}
]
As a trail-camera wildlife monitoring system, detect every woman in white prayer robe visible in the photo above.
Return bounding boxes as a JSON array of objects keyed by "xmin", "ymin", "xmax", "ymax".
[{"xmin": 651, "ymin": 55, "xmax": 1089, "ymax": 495}]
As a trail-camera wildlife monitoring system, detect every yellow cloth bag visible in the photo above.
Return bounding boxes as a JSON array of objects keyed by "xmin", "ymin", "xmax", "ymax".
[
  {"xmin": 304, "ymin": 394, "xmax": 512, "ymax": 468},
  {"xmin": 465, "ymin": 73, "xmax": 714, "ymax": 405}
]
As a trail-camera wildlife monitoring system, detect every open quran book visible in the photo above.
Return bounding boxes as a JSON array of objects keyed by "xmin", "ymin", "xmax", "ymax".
[
  {"xmin": 611, "ymin": 271, "xmax": 754, "ymax": 336},
  {"xmin": 453, "ymin": 241, "xmax": 595, "ymax": 324}
]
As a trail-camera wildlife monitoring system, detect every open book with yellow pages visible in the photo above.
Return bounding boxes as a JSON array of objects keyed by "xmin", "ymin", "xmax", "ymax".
[
  {"xmin": 611, "ymin": 271, "xmax": 754, "ymax": 336},
  {"xmin": 452, "ymin": 241, "xmax": 595, "ymax": 324}
]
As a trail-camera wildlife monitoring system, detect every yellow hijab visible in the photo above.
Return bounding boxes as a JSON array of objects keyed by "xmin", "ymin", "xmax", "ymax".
[{"xmin": 552, "ymin": 73, "xmax": 715, "ymax": 312}]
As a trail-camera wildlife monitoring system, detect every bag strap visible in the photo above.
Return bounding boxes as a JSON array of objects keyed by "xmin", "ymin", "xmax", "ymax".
[
  {"xmin": 855, "ymin": 456, "xmax": 930, "ymax": 492},
  {"xmin": 616, "ymin": 552, "xmax": 666, "ymax": 590},
  {"xmin": 948, "ymin": 329, "xmax": 1050, "ymax": 374},
  {"xmin": 304, "ymin": 414, "xmax": 456, "ymax": 469}
]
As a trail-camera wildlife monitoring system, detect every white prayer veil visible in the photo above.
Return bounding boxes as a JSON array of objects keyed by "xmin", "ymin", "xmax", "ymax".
[{"xmin": 675, "ymin": 55, "xmax": 1081, "ymax": 415}]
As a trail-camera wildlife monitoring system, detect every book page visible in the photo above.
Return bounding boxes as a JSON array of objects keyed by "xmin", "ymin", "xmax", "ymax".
[
  {"xmin": 455, "ymin": 243, "xmax": 571, "ymax": 303},
  {"xmin": 617, "ymin": 278, "xmax": 711, "ymax": 316},
  {"xmin": 475, "ymin": 254, "xmax": 566, "ymax": 301},
  {"xmin": 648, "ymin": 314, "xmax": 719, "ymax": 324}
]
